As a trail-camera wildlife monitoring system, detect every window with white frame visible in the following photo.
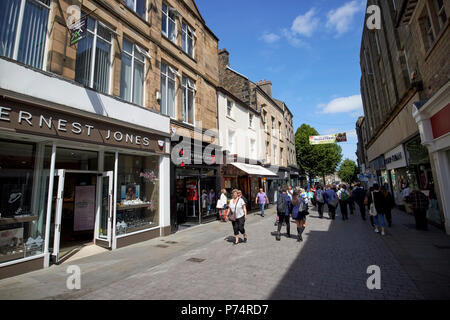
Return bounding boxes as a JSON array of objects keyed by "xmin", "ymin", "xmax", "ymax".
[
  {"xmin": 280, "ymin": 147, "xmax": 283, "ymax": 165},
  {"xmin": 227, "ymin": 99, "xmax": 233, "ymax": 117},
  {"xmin": 161, "ymin": 3, "xmax": 177, "ymax": 43},
  {"xmin": 182, "ymin": 75, "xmax": 195, "ymax": 124},
  {"xmin": 181, "ymin": 22, "xmax": 194, "ymax": 57},
  {"xmin": 266, "ymin": 141, "xmax": 270, "ymax": 162},
  {"xmin": 120, "ymin": 39, "xmax": 147, "ymax": 106},
  {"xmin": 125, "ymin": 0, "xmax": 146, "ymax": 20},
  {"xmin": 160, "ymin": 62, "xmax": 177, "ymax": 118},
  {"xmin": 0, "ymin": 0, "xmax": 51, "ymax": 70},
  {"xmin": 228, "ymin": 130, "xmax": 235, "ymax": 154},
  {"xmin": 75, "ymin": 15, "xmax": 113, "ymax": 94},
  {"xmin": 278, "ymin": 121, "xmax": 282, "ymax": 138},
  {"xmin": 249, "ymin": 113, "xmax": 254, "ymax": 128}
]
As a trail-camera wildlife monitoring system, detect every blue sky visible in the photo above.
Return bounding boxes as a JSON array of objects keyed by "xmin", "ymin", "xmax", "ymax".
[{"xmin": 196, "ymin": 0, "xmax": 368, "ymax": 162}]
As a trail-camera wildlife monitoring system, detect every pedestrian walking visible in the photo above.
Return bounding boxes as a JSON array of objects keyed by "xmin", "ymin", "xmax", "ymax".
[
  {"xmin": 255, "ymin": 188, "xmax": 269, "ymax": 217},
  {"xmin": 324, "ymin": 184, "xmax": 338, "ymax": 220},
  {"xmin": 405, "ymin": 189, "xmax": 429, "ymax": 231},
  {"xmin": 315, "ymin": 186, "xmax": 325, "ymax": 218},
  {"xmin": 292, "ymin": 189, "xmax": 308, "ymax": 242},
  {"xmin": 287, "ymin": 186, "xmax": 293, "ymax": 200},
  {"xmin": 228, "ymin": 189, "xmax": 247, "ymax": 245},
  {"xmin": 208, "ymin": 189, "xmax": 216, "ymax": 215},
  {"xmin": 348, "ymin": 185, "xmax": 355, "ymax": 215},
  {"xmin": 380, "ymin": 186, "xmax": 395, "ymax": 227},
  {"xmin": 275, "ymin": 187, "xmax": 292, "ymax": 241},
  {"xmin": 274, "ymin": 185, "xmax": 281, "ymax": 226},
  {"xmin": 337, "ymin": 185, "xmax": 350, "ymax": 220},
  {"xmin": 216, "ymin": 188, "xmax": 228, "ymax": 222},
  {"xmin": 237, "ymin": 190, "xmax": 248, "ymax": 208},
  {"xmin": 201, "ymin": 189, "xmax": 209, "ymax": 215},
  {"xmin": 352, "ymin": 183, "xmax": 367, "ymax": 221},
  {"xmin": 367, "ymin": 184, "xmax": 386, "ymax": 235}
]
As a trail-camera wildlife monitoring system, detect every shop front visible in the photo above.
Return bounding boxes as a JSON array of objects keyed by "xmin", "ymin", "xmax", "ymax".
[
  {"xmin": 220, "ymin": 162, "xmax": 277, "ymax": 211},
  {"xmin": 369, "ymin": 155, "xmax": 386, "ymax": 187},
  {"xmin": 171, "ymin": 141, "xmax": 220, "ymax": 231},
  {"xmin": 0, "ymin": 98, "xmax": 170, "ymax": 278},
  {"xmin": 413, "ymin": 82, "xmax": 450, "ymax": 233},
  {"xmin": 384, "ymin": 144, "xmax": 408, "ymax": 206}
]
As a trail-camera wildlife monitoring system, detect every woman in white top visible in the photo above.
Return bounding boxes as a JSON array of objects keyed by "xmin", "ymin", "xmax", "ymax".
[
  {"xmin": 216, "ymin": 189, "xmax": 228, "ymax": 222},
  {"xmin": 229, "ymin": 189, "xmax": 247, "ymax": 245}
]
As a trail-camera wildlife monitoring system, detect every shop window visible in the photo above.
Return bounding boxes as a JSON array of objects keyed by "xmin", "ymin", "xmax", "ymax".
[
  {"xmin": 120, "ymin": 38, "xmax": 146, "ymax": 106},
  {"xmin": 0, "ymin": 140, "xmax": 49, "ymax": 264},
  {"xmin": 49, "ymin": 147, "xmax": 98, "ymax": 171},
  {"xmin": 116, "ymin": 154, "xmax": 160, "ymax": 235},
  {"xmin": 125, "ymin": 0, "xmax": 147, "ymax": 20},
  {"xmin": 182, "ymin": 75, "xmax": 195, "ymax": 124},
  {"xmin": 161, "ymin": 3, "xmax": 177, "ymax": 43},
  {"xmin": 160, "ymin": 62, "xmax": 177, "ymax": 118},
  {"xmin": 0, "ymin": 0, "xmax": 50, "ymax": 70},
  {"xmin": 181, "ymin": 22, "xmax": 194, "ymax": 57},
  {"xmin": 75, "ymin": 15, "xmax": 113, "ymax": 94}
]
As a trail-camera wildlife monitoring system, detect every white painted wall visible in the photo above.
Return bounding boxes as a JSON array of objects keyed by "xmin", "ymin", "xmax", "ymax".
[
  {"xmin": 217, "ymin": 91, "xmax": 264, "ymax": 163},
  {"xmin": 0, "ymin": 59, "xmax": 170, "ymax": 135}
]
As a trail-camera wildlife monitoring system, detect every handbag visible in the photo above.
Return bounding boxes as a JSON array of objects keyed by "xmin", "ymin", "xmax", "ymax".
[
  {"xmin": 228, "ymin": 198, "xmax": 240, "ymax": 222},
  {"xmin": 369, "ymin": 192, "xmax": 378, "ymax": 216}
]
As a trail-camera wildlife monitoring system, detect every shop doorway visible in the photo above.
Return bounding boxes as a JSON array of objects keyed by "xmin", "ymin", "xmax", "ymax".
[{"xmin": 51, "ymin": 170, "xmax": 113, "ymax": 264}]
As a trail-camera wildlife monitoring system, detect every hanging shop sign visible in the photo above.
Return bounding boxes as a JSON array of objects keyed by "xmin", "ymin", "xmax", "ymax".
[
  {"xmin": 384, "ymin": 145, "xmax": 407, "ymax": 170},
  {"xmin": 0, "ymin": 100, "xmax": 169, "ymax": 154},
  {"xmin": 309, "ymin": 133, "xmax": 347, "ymax": 145}
]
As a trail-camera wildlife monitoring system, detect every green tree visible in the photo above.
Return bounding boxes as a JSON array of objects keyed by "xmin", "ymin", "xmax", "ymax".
[
  {"xmin": 295, "ymin": 124, "xmax": 343, "ymax": 184},
  {"xmin": 337, "ymin": 159, "xmax": 358, "ymax": 184}
]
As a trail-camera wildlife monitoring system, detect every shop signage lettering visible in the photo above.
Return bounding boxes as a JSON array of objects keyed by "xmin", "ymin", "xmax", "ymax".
[
  {"xmin": 0, "ymin": 103, "xmax": 168, "ymax": 153},
  {"xmin": 385, "ymin": 152, "xmax": 403, "ymax": 165}
]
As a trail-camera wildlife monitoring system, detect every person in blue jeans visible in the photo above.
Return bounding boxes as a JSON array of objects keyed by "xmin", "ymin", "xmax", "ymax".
[{"xmin": 255, "ymin": 188, "xmax": 269, "ymax": 217}]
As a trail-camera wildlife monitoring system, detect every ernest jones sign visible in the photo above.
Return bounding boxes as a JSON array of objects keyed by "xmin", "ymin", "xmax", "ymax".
[{"xmin": 0, "ymin": 101, "xmax": 167, "ymax": 154}]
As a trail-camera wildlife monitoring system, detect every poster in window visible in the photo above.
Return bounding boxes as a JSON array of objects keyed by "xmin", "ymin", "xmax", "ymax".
[
  {"xmin": 186, "ymin": 180, "xmax": 198, "ymax": 201},
  {"xmin": 74, "ymin": 185, "xmax": 96, "ymax": 231}
]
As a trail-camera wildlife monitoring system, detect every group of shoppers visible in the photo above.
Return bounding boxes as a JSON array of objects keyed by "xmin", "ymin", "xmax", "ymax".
[{"xmin": 217, "ymin": 179, "xmax": 432, "ymax": 246}]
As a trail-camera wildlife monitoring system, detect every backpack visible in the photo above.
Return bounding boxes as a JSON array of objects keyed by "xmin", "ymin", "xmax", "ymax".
[
  {"xmin": 340, "ymin": 191, "xmax": 349, "ymax": 201},
  {"xmin": 277, "ymin": 194, "xmax": 287, "ymax": 213},
  {"xmin": 316, "ymin": 191, "xmax": 324, "ymax": 203}
]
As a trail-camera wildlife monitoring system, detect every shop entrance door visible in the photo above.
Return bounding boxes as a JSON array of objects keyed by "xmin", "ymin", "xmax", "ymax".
[{"xmin": 51, "ymin": 170, "xmax": 113, "ymax": 264}]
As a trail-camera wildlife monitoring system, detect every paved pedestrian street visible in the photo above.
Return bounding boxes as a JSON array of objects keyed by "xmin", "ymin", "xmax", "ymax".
[{"xmin": 1, "ymin": 205, "xmax": 449, "ymax": 300}]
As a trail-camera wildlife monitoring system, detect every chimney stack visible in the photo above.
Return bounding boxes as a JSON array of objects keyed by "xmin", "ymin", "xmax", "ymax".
[
  {"xmin": 258, "ymin": 80, "xmax": 272, "ymax": 97},
  {"xmin": 218, "ymin": 48, "xmax": 229, "ymax": 67}
]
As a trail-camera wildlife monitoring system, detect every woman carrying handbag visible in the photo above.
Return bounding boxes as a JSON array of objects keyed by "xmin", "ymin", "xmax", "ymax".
[{"xmin": 228, "ymin": 189, "xmax": 247, "ymax": 245}]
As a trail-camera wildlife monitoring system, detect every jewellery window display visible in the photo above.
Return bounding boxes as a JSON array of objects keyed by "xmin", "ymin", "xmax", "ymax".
[
  {"xmin": 116, "ymin": 154, "xmax": 160, "ymax": 235},
  {"xmin": 0, "ymin": 140, "xmax": 47, "ymax": 264}
]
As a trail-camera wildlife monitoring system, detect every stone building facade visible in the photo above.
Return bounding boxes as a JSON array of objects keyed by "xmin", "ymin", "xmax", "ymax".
[
  {"xmin": 358, "ymin": 0, "xmax": 449, "ymax": 232},
  {"xmin": 218, "ymin": 49, "xmax": 299, "ymax": 200}
]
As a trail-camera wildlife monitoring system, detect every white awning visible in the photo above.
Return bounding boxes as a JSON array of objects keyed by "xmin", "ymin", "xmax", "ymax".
[{"xmin": 231, "ymin": 163, "xmax": 278, "ymax": 177}]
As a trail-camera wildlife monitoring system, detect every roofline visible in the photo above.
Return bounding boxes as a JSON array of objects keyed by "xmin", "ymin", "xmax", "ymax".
[
  {"xmin": 216, "ymin": 86, "xmax": 259, "ymax": 115},
  {"xmin": 252, "ymin": 83, "xmax": 284, "ymax": 114},
  {"xmin": 226, "ymin": 65, "xmax": 249, "ymax": 80}
]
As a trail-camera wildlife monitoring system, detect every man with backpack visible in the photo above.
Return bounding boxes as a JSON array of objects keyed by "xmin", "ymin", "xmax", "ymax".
[
  {"xmin": 315, "ymin": 186, "xmax": 325, "ymax": 218},
  {"xmin": 352, "ymin": 183, "xmax": 367, "ymax": 220},
  {"xmin": 276, "ymin": 187, "xmax": 292, "ymax": 241}
]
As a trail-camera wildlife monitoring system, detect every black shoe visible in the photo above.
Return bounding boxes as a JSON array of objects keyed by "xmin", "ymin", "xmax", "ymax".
[
  {"xmin": 286, "ymin": 233, "xmax": 290, "ymax": 238},
  {"xmin": 244, "ymin": 238, "xmax": 247, "ymax": 243},
  {"xmin": 276, "ymin": 233, "xmax": 281, "ymax": 241},
  {"xmin": 297, "ymin": 234, "xmax": 303, "ymax": 242}
]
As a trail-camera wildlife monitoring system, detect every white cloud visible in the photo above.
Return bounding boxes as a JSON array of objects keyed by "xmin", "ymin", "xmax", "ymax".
[
  {"xmin": 260, "ymin": 32, "xmax": 281, "ymax": 44},
  {"xmin": 291, "ymin": 8, "xmax": 320, "ymax": 37},
  {"xmin": 281, "ymin": 28, "xmax": 308, "ymax": 48},
  {"xmin": 346, "ymin": 129, "xmax": 357, "ymax": 139},
  {"xmin": 326, "ymin": 1, "xmax": 364, "ymax": 36},
  {"xmin": 320, "ymin": 94, "xmax": 363, "ymax": 114}
]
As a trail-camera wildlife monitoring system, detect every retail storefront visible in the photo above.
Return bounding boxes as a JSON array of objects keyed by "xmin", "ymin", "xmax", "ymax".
[
  {"xmin": 413, "ymin": 82, "xmax": 450, "ymax": 234},
  {"xmin": 369, "ymin": 155, "xmax": 386, "ymax": 187},
  {"xmin": 170, "ymin": 140, "xmax": 220, "ymax": 231},
  {"xmin": 0, "ymin": 60, "xmax": 171, "ymax": 279},
  {"xmin": 384, "ymin": 144, "xmax": 408, "ymax": 205},
  {"xmin": 220, "ymin": 162, "xmax": 277, "ymax": 211}
]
